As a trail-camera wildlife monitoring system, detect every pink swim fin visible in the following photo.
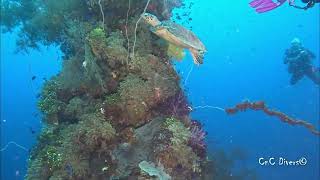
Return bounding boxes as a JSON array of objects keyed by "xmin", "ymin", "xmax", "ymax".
[{"xmin": 249, "ymin": 0, "xmax": 287, "ymax": 13}]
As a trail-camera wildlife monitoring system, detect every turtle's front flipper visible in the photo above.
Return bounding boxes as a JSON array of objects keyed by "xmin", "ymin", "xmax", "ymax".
[{"xmin": 190, "ymin": 49, "xmax": 204, "ymax": 65}]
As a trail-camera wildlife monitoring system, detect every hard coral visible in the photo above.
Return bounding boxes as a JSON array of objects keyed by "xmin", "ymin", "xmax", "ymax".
[
  {"xmin": 106, "ymin": 74, "xmax": 154, "ymax": 126},
  {"xmin": 76, "ymin": 113, "xmax": 116, "ymax": 151},
  {"xmin": 128, "ymin": 54, "xmax": 180, "ymax": 106},
  {"xmin": 128, "ymin": 54, "xmax": 177, "ymax": 81}
]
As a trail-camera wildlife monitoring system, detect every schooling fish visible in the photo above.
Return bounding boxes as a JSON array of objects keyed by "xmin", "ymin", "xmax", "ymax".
[{"xmin": 31, "ymin": 76, "xmax": 36, "ymax": 80}]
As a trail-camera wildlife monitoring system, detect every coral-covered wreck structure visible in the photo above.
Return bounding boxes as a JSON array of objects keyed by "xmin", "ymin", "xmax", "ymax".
[{"xmin": 2, "ymin": 0, "xmax": 217, "ymax": 179}]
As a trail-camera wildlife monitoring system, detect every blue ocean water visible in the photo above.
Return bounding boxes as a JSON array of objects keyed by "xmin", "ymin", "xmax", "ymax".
[
  {"xmin": 1, "ymin": 1, "xmax": 319, "ymax": 180},
  {"xmin": 1, "ymin": 31, "xmax": 62, "ymax": 179}
]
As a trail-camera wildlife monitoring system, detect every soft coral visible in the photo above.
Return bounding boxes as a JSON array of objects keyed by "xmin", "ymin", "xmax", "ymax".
[{"xmin": 188, "ymin": 120, "xmax": 207, "ymax": 158}]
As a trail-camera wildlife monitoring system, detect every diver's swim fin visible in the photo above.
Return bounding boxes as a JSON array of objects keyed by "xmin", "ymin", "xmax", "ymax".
[
  {"xmin": 306, "ymin": 67, "xmax": 320, "ymax": 85},
  {"xmin": 250, "ymin": 0, "xmax": 286, "ymax": 13}
]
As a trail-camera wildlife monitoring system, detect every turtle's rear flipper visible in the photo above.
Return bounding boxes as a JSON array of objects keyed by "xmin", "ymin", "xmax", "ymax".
[{"xmin": 190, "ymin": 49, "xmax": 204, "ymax": 65}]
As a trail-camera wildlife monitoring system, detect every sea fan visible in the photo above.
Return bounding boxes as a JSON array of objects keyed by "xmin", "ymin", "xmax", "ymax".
[
  {"xmin": 188, "ymin": 121, "xmax": 207, "ymax": 157},
  {"xmin": 169, "ymin": 91, "xmax": 190, "ymax": 118}
]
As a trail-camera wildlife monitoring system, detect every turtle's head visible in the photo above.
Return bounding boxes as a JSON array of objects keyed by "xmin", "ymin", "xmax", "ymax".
[{"xmin": 141, "ymin": 13, "xmax": 161, "ymax": 27}]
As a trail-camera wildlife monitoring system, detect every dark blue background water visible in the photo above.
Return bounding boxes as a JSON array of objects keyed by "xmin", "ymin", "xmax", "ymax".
[{"xmin": 1, "ymin": 1, "xmax": 319, "ymax": 179}]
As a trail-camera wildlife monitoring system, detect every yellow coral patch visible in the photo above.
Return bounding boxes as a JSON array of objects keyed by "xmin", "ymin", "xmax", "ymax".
[{"xmin": 167, "ymin": 43, "xmax": 185, "ymax": 61}]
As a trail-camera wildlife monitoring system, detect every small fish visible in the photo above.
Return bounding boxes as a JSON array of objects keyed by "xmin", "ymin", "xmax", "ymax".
[
  {"xmin": 32, "ymin": 76, "xmax": 36, "ymax": 80},
  {"xmin": 15, "ymin": 170, "xmax": 20, "ymax": 176},
  {"xmin": 189, "ymin": 2, "xmax": 194, "ymax": 8},
  {"xmin": 29, "ymin": 127, "xmax": 36, "ymax": 134},
  {"xmin": 32, "ymin": 112, "xmax": 39, "ymax": 117},
  {"xmin": 42, "ymin": 77, "xmax": 47, "ymax": 81},
  {"xmin": 30, "ymin": 129, "xmax": 36, "ymax": 134}
]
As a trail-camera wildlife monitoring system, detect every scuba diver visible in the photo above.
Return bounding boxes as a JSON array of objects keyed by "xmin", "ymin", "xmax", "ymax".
[
  {"xmin": 284, "ymin": 38, "xmax": 320, "ymax": 85},
  {"xmin": 290, "ymin": 0, "xmax": 320, "ymax": 10},
  {"xmin": 249, "ymin": 0, "xmax": 319, "ymax": 13}
]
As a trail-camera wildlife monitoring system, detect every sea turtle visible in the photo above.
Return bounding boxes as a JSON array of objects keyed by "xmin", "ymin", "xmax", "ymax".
[{"xmin": 141, "ymin": 13, "xmax": 206, "ymax": 65}]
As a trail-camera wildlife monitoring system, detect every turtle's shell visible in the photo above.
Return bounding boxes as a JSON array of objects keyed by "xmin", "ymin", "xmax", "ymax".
[{"xmin": 161, "ymin": 21, "xmax": 206, "ymax": 51}]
